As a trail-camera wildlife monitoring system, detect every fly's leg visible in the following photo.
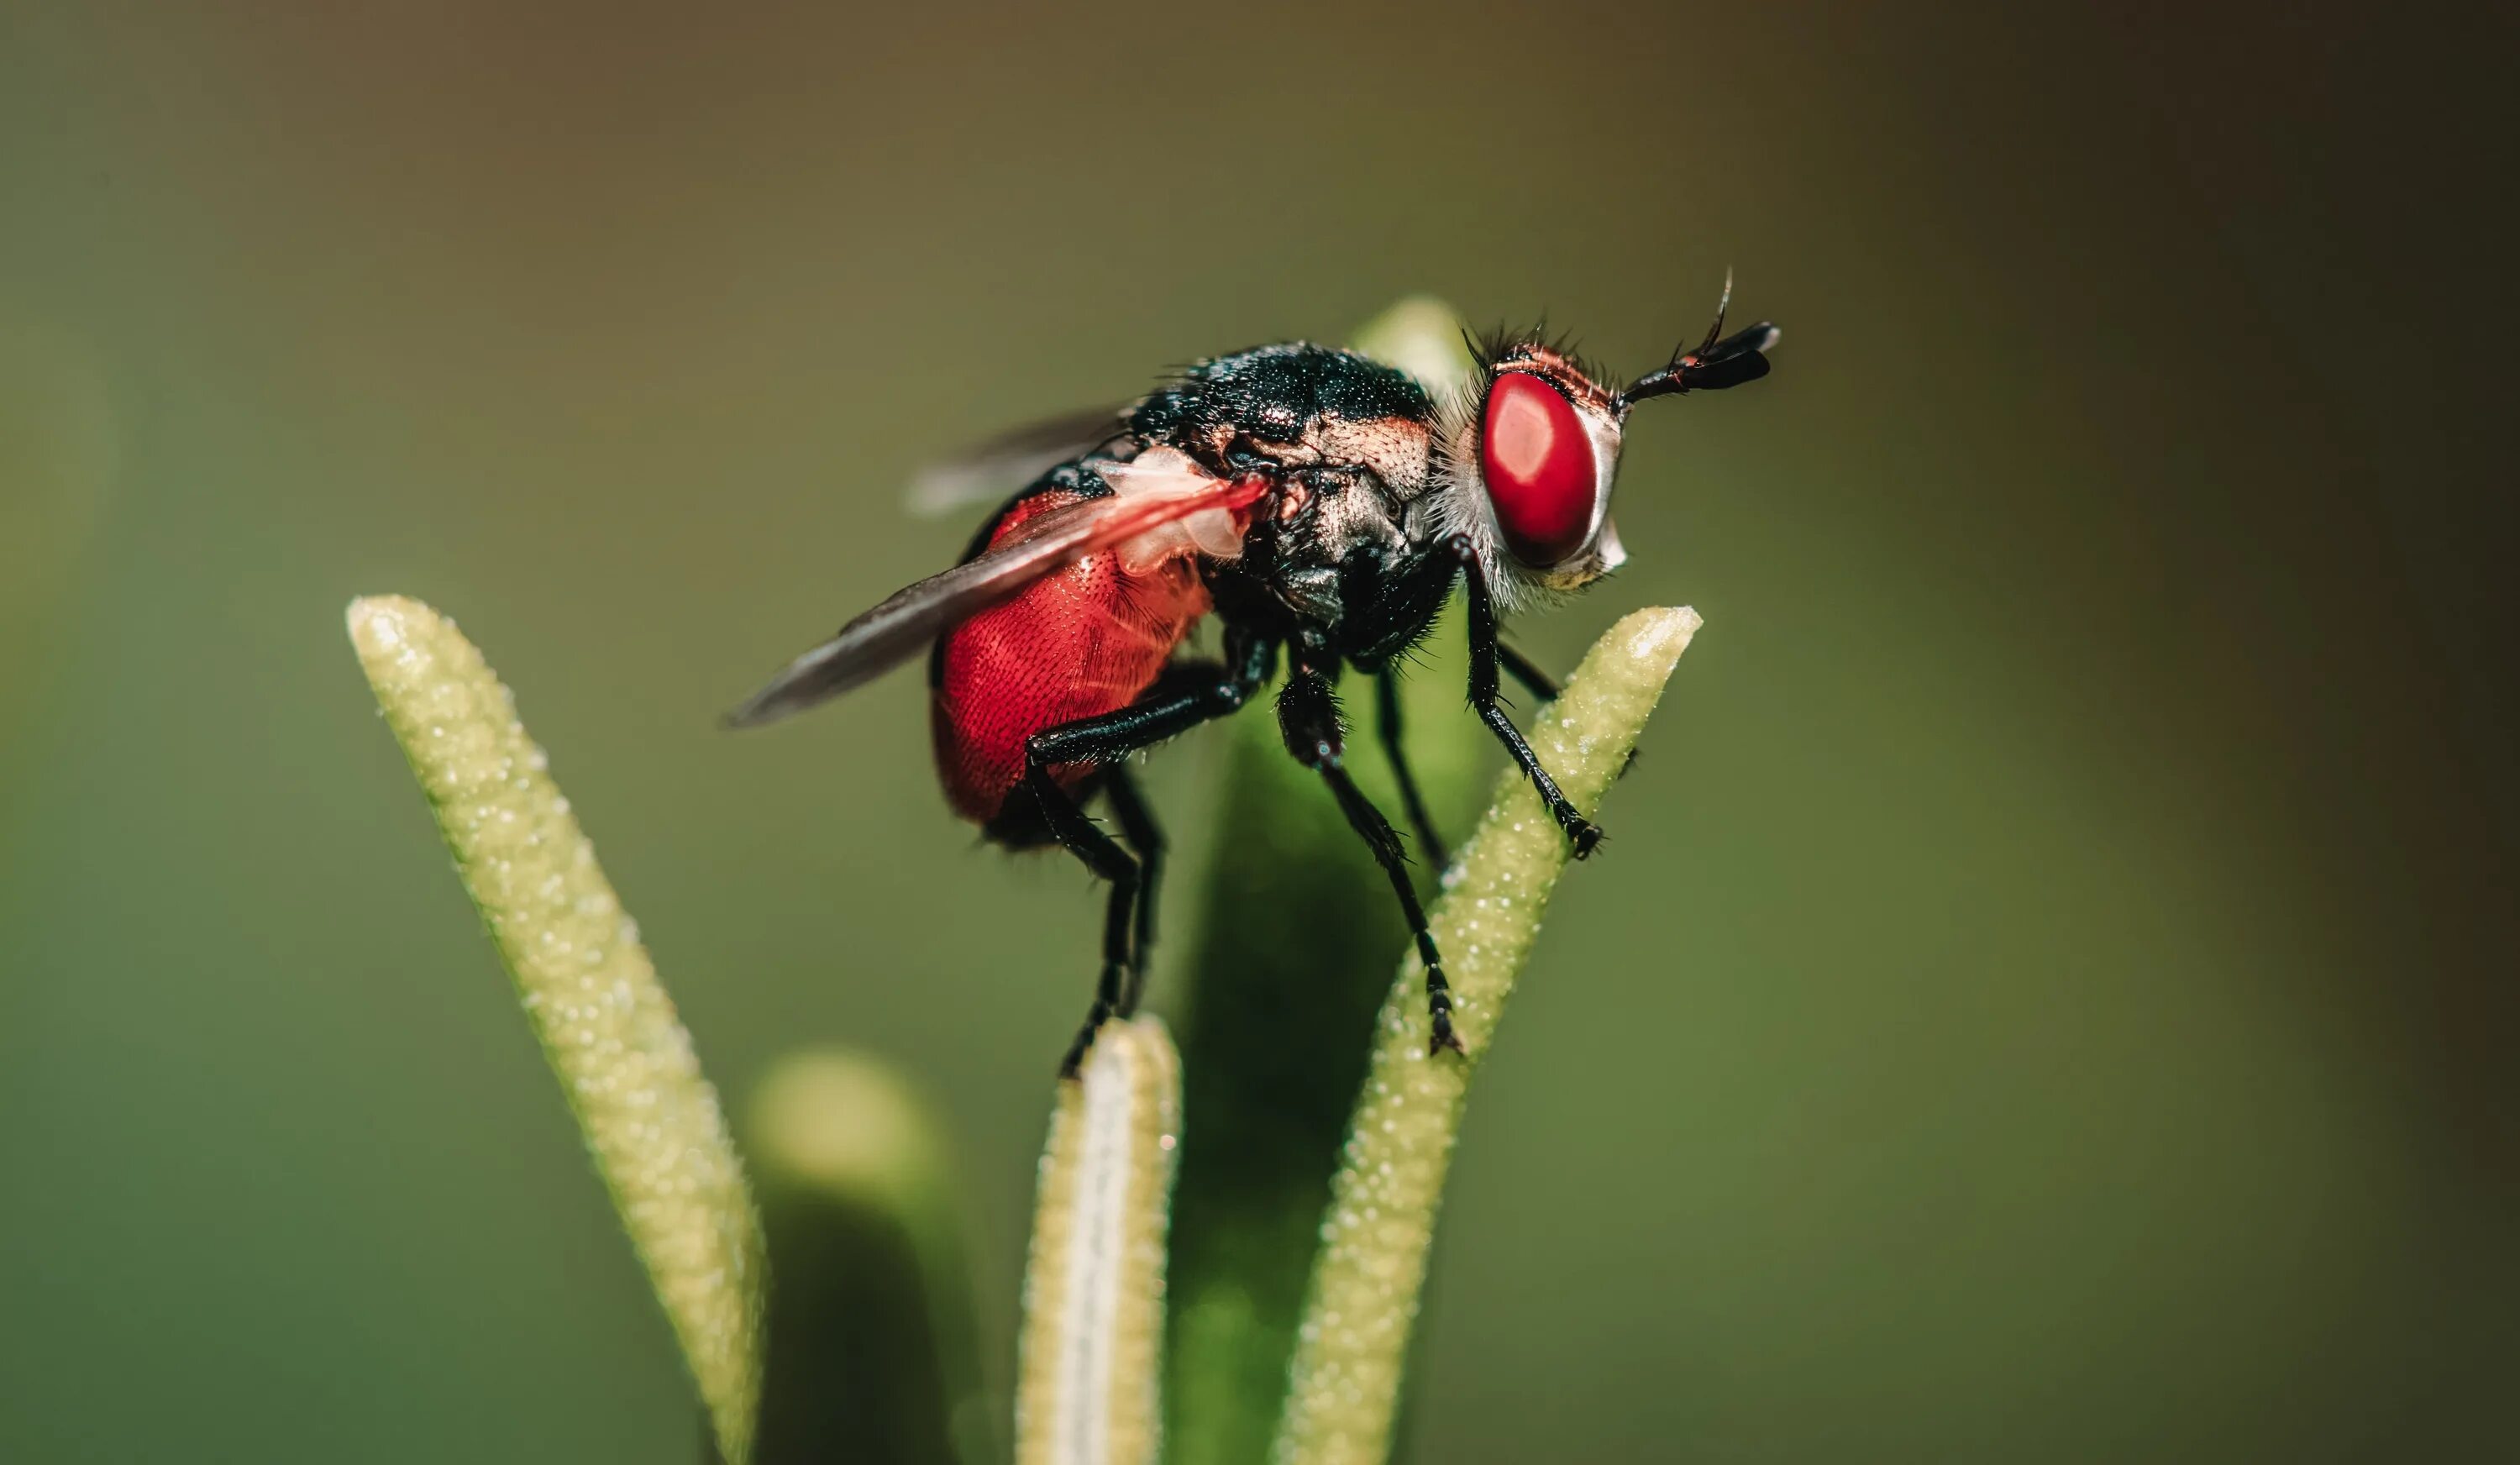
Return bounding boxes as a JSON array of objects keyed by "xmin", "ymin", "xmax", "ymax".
[
  {"xmin": 1497, "ymin": 637, "xmax": 1635, "ymax": 780},
  {"xmin": 1026, "ymin": 630, "xmax": 1276, "ymax": 1075},
  {"xmin": 1100, "ymin": 764, "xmax": 1163, "ymax": 1016},
  {"xmin": 1373, "ymin": 669, "xmax": 1450, "ymax": 874},
  {"xmin": 1445, "ymin": 534, "xmax": 1604, "ymax": 857},
  {"xmin": 1495, "ymin": 639, "xmax": 1561, "ymax": 703},
  {"xmin": 1017, "ymin": 767, "xmax": 1139, "ymax": 1079},
  {"xmin": 1278, "ymin": 667, "xmax": 1466, "ymax": 1057}
]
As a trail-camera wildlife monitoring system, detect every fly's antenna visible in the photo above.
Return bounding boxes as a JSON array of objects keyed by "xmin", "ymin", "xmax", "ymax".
[
  {"xmin": 1618, "ymin": 268, "xmax": 1781, "ymax": 412},
  {"xmin": 1695, "ymin": 266, "xmax": 1736, "ymax": 358}
]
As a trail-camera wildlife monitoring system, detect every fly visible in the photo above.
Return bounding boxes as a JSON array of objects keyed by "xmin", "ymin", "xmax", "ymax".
[{"xmin": 730, "ymin": 281, "xmax": 1780, "ymax": 1074}]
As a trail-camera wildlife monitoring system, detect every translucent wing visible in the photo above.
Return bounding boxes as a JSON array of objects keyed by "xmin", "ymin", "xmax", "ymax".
[
  {"xmin": 903, "ymin": 404, "xmax": 1131, "ymax": 517},
  {"xmin": 727, "ymin": 463, "xmax": 1263, "ymax": 729}
]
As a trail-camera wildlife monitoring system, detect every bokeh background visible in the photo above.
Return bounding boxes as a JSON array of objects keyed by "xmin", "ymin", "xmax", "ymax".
[{"xmin": 3, "ymin": 3, "xmax": 2512, "ymax": 1461}]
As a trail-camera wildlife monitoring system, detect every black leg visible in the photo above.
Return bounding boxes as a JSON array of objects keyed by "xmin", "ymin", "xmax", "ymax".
[
  {"xmin": 1496, "ymin": 638, "xmax": 1635, "ymax": 779},
  {"xmin": 1020, "ymin": 763, "xmax": 1139, "ymax": 1079},
  {"xmin": 1278, "ymin": 669, "xmax": 1465, "ymax": 1056},
  {"xmin": 1026, "ymin": 630, "xmax": 1275, "ymax": 769},
  {"xmin": 1100, "ymin": 764, "xmax": 1163, "ymax": 1015},
  {"xmin": 1495, "ymin": 639, "xmax": 1561, "ymax": 704},
  {"xmin": 1026, "ymin": 631, "xmax": 1276, "ymax": 1074},
  {"xmin": 1445, "ymin": 535, "xmax": 1604, "ymax": 858},
  {"xmin": 1374, "ymin": 669, "xmax": 1449, "ymax": 874}
]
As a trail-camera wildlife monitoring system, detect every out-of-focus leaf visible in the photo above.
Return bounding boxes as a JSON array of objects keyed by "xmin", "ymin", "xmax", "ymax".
[
  {"xmin": 745, "ymin": 1049, "xmax": 994, "ymax": 1465},
  {"xmin": 1348, "ymin": 296, "xmax": 1478, "ymax": 401},
  {"xmin": 347, "ymin": 595, "xmax": 765, "ymax": 1465}
]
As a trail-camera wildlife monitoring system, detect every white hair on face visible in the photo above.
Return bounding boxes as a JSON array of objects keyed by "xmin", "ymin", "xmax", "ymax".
[{"xmin": 1416, "ymin": 372, "xmax": 1628, "ymax": 616}]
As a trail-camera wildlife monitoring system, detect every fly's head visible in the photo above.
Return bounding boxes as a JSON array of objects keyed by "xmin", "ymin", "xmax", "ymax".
[{"xmin": 1428, "ymin": 277, "xmax": 1779, "ymax": 608}]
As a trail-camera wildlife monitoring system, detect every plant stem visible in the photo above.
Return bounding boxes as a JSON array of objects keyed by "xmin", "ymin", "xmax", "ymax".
[{"xmin": 1271, "ymin": 606, "xmax": 1703, "ymax": 1465}]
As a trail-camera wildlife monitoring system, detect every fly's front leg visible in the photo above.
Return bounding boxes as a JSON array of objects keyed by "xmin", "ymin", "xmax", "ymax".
[
  {"xmin": 1443, "ymin": 534, "xmax": 1604, "ymax": 857},
  {"xmin": 1100, "ymin": 765, "xmax": 1163, "ymax": 1015},
  {"xmin": 1278, "ymin": 666, "xmax": 1466, "ymax": 1056},
  {"xmin": 1498, "ymin": 637, "xmax": 1637, "ymax": 780},
  {"xmin": 1016, "ymin": 765, "xmax": 1139, "ymax": 1079}
]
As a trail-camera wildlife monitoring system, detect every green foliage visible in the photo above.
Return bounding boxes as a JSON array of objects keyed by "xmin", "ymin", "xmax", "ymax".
[{"xmin": 349, "ymin": 592, "xmax": 1695, "ymax": 1464}]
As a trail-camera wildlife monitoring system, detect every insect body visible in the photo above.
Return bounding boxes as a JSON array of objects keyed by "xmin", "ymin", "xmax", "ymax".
[{"xmin": 731, "ymin": 286, "xmax": 1779, "ymax": 1074}]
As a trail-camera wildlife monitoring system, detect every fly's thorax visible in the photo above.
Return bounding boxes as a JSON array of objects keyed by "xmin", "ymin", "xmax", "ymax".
[
  {"xmin": 1261, "ymin": 461, "xmax": 1415, "ymax": 626},
  {"xmin": 1137, "ymin": 343, "xmax": 1436, "ymax": 470},
  {"xmin": 1126, "ymin": 344, "xmax": 1444, "ymax": 630}
]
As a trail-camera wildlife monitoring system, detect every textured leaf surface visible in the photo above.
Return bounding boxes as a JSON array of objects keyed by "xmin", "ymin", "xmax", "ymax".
[
  {"xmin": 348, "ymin": 595, "xmax": 765, "ymax": 1465},
  {"xmin": 1017, "ymin": 1017, "xmax": 1184, "ymax": 1465}
]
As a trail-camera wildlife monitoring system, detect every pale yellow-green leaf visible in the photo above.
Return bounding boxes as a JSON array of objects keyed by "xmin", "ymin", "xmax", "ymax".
[
  {"xmin": 1016, "ymin": 1017, "xmax": 1184, "ymax": 1465},
  {"xmin": 346, "ymin": 595, "xmax": 764, "ymax": 1465},
  {"xmin": 1347, "ymin": 295, "xmax": 1477, "ymax": 400},
  {"xmin": 748, "ymin": 1047, "xmax": 953, "ymax": 1229},
  {"xmin": 1270, "ymin": 606, "xmax": 1704, "ymax": 1465}
]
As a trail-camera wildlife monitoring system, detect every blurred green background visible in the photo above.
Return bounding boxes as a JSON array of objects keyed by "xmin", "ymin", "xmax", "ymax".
[{"xmin": 3, "ymin": 2, "xmax": 2511, "ymax": 1460}]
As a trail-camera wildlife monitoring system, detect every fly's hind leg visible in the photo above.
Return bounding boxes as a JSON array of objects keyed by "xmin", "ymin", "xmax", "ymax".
[
  {"xmin": 1016, "ymin": 765, "xmax": 1140, "ymax": 1079},
  {"xmin": 1278, "ymin": 666, "xmax": 1466, "ymax": 1057},
  {"xmin": 1100, "ymin": 764, "xmax": 1163, "ymax": 1015},
  {"xmin": 1024, "ymin": 630, "xmax": 1276, "ymax": 1075}
]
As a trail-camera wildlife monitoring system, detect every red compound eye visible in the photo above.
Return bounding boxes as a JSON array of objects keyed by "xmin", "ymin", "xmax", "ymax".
[{"xmin": 1478, "ymin": 372, "xmax": 1598, "ymax": 566}]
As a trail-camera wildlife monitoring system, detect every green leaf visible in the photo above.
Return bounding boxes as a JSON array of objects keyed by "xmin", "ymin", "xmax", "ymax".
[
  {"xmin": 1270, "ymin": 606, "xmax": 1702, "ymax": 1465},
  {"xmin": 1016, "ymin": 1016, "xmax": 1184, "ymax": 1465},
  {"xmin": 745, "ymin": 1050, "xmax": 994, "ymax": 1465},
  {"xmin": 347, "ymin": 595, "xmax": 766, "ymax": 1465}
]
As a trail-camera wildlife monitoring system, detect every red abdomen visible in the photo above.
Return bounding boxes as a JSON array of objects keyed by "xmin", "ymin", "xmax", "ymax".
[{"xmin": 930, "ymin": 489, "xmax": 1209, "ymax": 824}]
